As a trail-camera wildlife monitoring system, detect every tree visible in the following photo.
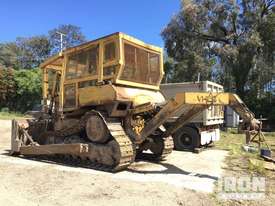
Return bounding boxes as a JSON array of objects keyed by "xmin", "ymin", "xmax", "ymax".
[
  {"xmin": 161, "ymin": 3, "xmax": 215, "ymax": 83},
  {"xmin": 13, "ymin": 69, "xmax": 42, "ymax": 112},
  {"xmin": 48, "ymin": 24, "xmax": 86, "ymax": 54},
  {"xmin": 15, "ymin": 36, "xmax": 51, "ymax": 69},
  {"xmin": 162, "ymin": 0, "xmax": 274, "ymax": 98},
  {"xmin": 162, "ymin": 57, "xmax": 175, "ymax": 83},
  {"xmin": 0, "ymin": 42, "xmax": 20, "ymax": 69},
  {"xmin": 0, "ymin": 67, "xmax": 16, "ymax": 109},
  {"xmin": 0, "ymin": 24, "xmax": 86, "ymax": 113},
  {"xmin": 0, "ymin": 24, "xmax": 87, "ymax": 69},
  {"xmin": 0, "ymin": 36, "xmax": 51, "ymax": 69}
]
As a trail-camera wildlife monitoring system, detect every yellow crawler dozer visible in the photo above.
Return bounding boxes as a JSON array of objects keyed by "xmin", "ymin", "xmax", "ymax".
[{"xmin": 10, "ymin": 32, "xmax": 260, "ymax": 171}]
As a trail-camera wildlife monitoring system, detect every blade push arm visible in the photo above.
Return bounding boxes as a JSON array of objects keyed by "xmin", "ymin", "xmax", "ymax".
[
  {"xmin": 228, "ymin": 94, "xmax": 259, "ymax": 130},
  {"xmin": 140, "ymin": 92, "xmax": 259, "ymax": 140},
  {"xmin": 140, "ymin": 92, "xmax": 229, "ymax": 140}
]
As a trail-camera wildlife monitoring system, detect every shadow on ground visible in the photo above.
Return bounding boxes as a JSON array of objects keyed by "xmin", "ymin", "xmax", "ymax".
[
  {"xmin": 127, "ymin": 159, "xmax": 218, "ymax": 180},
  {"xmin": 1, "ymin": 149, "xmax": 218, "ymax": 181}
]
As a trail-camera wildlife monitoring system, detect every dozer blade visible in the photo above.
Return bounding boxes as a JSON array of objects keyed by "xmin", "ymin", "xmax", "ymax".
[
  {"xmin": 11, "ymin": 119, "xmax": 89, "ymax": 157},
  {"xmin": 20, "ymin": 144, "xmax": 89, "ymax": 156},
  {"xmin": 10, "ymin": 119, "xmax": 25, "ymax": 155}
]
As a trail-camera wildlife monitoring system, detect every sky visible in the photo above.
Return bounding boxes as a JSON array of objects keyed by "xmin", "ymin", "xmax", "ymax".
[{"xmin": 0, "ymin": 0, "xmax": 180, "ymax": 47}]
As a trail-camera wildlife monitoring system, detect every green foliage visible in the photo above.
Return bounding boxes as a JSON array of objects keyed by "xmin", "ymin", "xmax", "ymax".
[
  {"xmin": 0, "ymin": 111, "xmax": 26, "ymax": 120},
  {"xmin": 48, "ymin": 24, "xmax": 87, "ymax": 55},
  {"xmin": 161, "ymin": 1, "xmax": 215, "ymax": 83},
  {"xmin": 0, "ymin": 24, "xmax": 86, "ymax": 69},
  {"xmin": 1, "ymin": 107, "xmax": 9, "ymax": 112},
  {"xmin": 0, "ymin": 43, "xmax": 20, "ymax": 68},
  {"xmin": 162, "ymin": 0, "xmax": 275, "ymax": 124},
  {"xmin": 162, "ymin": 0, "xmax": 274, "ymax": 98},
  {"xmin": 244, "ymin": 92, "xmax": 275, "ymax": 123},
  {"xmin": 13, "ymin": 69, "xmax": 42, "ymax": 112},
  {"xmin": 0, "ymin": 67, "xmax": 42, "ymax": 112},
  {"xmin": 162, "ymin": 57, "xmax": 175, "ymax": 83},
  {"xmin": 0, "ymin": 37, "xmax": 50, "ymax": 70},
  {"xmin": 0, "ymin": 67, "xmax": 16, "ymax": 108},
  {"xmin": 258, "ymin": 12, "xmax": 275, "ymax": 65},
  {"xmin": 0, "ymin": 24, "xmax": 86, "ymax": 113},
  {"xmin": 15, "ymin": 36, "xmax": 51, "ymax": 69},
  {"xmin": 269, "ymin": 107, "xmax": 275, "ymax": 122}
]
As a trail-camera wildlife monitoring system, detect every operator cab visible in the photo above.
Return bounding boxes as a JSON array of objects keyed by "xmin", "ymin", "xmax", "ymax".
[{"xmin": 41, "ymin": 32, "xmax": 164, "ymax": 112}]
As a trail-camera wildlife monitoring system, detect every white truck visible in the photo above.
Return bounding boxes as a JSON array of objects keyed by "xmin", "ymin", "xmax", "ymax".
[{"xmin": 161, "ymin": 81, "xmax": 224, "ymax": 151}]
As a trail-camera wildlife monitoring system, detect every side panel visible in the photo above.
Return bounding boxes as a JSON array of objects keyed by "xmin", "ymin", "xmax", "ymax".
[
  {"xmin": 202, "ymin": 81, "xmax": 224, "ymax": 126},
  {"xmin": 78, "ymin": 85, "xmax": 116, "ymax": 106},
  {"xmin": 225, "ymin": 106, "xmax": 240, "ymax": 127},
  {"xmin": 200, "ymin": 128, "xmax": 220, "ymax": 145},
  {"xmin": 115, "ymin": 86, "xmax": 165, "ymax": 107}
]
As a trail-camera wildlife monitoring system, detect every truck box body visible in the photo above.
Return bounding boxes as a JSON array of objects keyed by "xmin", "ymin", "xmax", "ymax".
[
  {"xmin": 225, "ymin": 106, "xmax": 240, "ymax": 127},
  {"xmin": 160, "ymin": 81, "xmax": 224, "ymax": 149},
  {"xmin": 160, "ymin": 81, "xmax": 224, "ymax": 126}
]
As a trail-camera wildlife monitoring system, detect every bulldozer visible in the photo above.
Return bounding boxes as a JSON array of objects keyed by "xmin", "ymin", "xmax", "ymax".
[{"xmin": 10, "ymin": 32, "xmax": 260, "ymax": 171}]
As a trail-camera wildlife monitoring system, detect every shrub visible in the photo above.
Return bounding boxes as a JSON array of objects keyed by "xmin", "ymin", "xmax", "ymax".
[{"xmin": 13, "ymin": 68, "xmax": 42, "ymax": 112}]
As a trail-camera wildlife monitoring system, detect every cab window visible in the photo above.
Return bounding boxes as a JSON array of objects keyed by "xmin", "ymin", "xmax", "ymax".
[
  {"xmin": 47, "ymin": 69, "xmax": 60, "ymax": 98},
  {"xmin": 64, "ymin": 84, "xmax": 76, "ymax": 108},
  {"xmin": 66, "ymin": 45, "xmax": 99, "ymax": 80},
  {"xmin": 120, "ymin": 43, "xmax": 161, "ymax": 85},
  {"xmin": 104, "ymin": 41, "xmax": 116, "ymax": 62}
]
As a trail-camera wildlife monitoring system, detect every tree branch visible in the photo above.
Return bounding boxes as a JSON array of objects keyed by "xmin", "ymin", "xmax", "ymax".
[{"xmin": 192, "ymin": 30, "xmax": 230, "ymax": 44}]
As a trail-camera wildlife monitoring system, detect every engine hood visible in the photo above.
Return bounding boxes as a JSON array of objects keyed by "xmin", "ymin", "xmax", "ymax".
[{"xmin": 115, "ymin": 86, "xmax": 165, "ymax": 107}]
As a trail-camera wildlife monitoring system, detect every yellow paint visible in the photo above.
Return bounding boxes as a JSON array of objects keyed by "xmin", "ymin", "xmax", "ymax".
[
  {"xmin": 132, "ymin": 95, "xmax": 154, "ymax": 107},
  {"xmin": 115, "ymin": 86, "xmax": 165, "ymax": 107},
  {"xmin": 41, "ymin": 32, "xmax": 232, "ymax": 113},
  {"xmin": 40, "ymin": 32, "xmax": 165, "ymax": 111},
  {"xmin": 79, "ymin": 85, "xmax": 116, "ymax": 106},
  {"xmin": 175, "ymin": 92, "xmax": 230, "ymax": 105},
  {"xmin": 115, "ymin": 79, "xmax": 160, "ymax": 91}
]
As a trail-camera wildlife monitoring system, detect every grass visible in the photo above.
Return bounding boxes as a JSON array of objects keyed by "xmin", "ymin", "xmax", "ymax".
[
  {"xmin": 212, "ymin": 130, "xmax": 275, "ymax": 205},
  {"xmin": 215, "ymin": 129, "xmax": 275, "ymax": 175},
  {"xmin": 0, "ymin": 111, "xmax": 27, "ymax": 120}
]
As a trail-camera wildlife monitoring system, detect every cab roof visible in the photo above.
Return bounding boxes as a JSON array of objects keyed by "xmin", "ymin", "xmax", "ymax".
[{"xmin": 40, "ymin": 32, "xmax": 162, "ymax": 68}]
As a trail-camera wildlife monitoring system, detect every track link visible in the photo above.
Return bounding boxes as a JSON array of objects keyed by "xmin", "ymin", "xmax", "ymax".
[
  {"xmin": 27, "ymin": 112, "xmax": 136, "ymax": 172},
  {"xmin": 19, "ymin": 113, "xmax": 174, "ymax": 171},
  {"xmin": 65, "ymin": 119, "xmax": 135, "ymax": 172},
  {"xmin": 158, "ymin": 135, "xmax": 174, "ymax": 159},
  {"xmin": 105, "ymin": 121, "xmax": 135, "ymax": 171},
  {"xmin": 136, "ymin": 136, "xmax": 174, "ymax": 161},
  {"xmin": 136, "ymin": 125, "xmax": 174, "ymax": 161}
]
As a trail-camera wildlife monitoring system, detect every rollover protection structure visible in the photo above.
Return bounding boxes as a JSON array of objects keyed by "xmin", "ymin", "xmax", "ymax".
[{"xmin": 10, "ymin": 32, "xmax": 260, "ymax": 171}]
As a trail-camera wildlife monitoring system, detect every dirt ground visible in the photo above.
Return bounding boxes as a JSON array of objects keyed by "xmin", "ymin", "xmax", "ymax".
[
  {"xmin": 0, "ymin": 119, "xmax": 269, "ymax": 206},
  {"xmin": 0, "ymin": 119, "xmax": 226, "ymax": 206}
]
